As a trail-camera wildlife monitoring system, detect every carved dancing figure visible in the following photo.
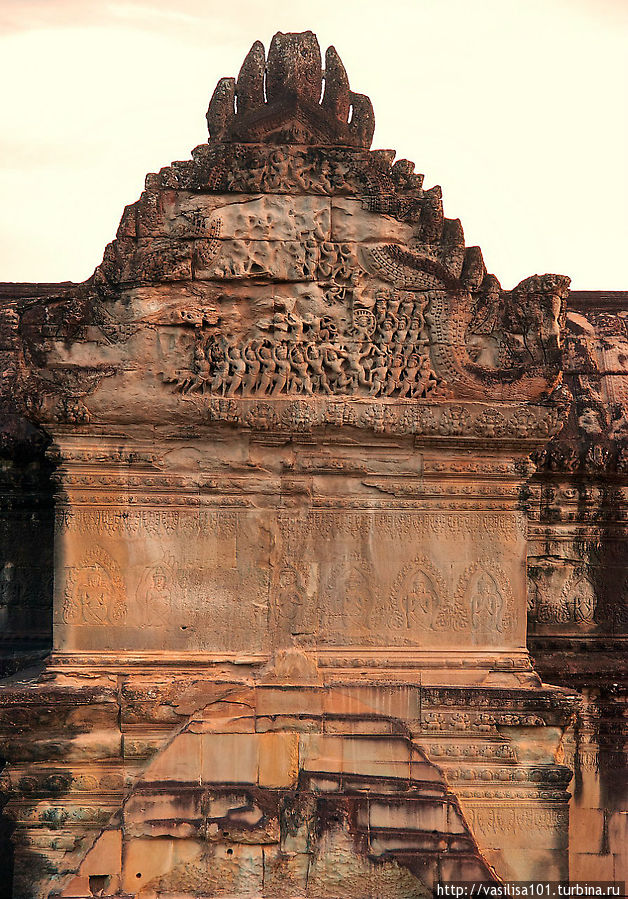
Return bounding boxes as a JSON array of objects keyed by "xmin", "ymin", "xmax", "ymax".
[
  {"xmin": 226, "ymin": 346, "xmax": 246, "ymax": 396},
  {"xmin": 399, "ymin": 296, "xmax": 415, "ymax": 320},
  {"xmin": 323, "ymin": 345, "xmax": 349, "ymax": 393},
  {"xmin": 210, "ymin": 341, "xmax": 230, "ymax": 394},
  {"xmin": 289, "ymin": 345, "xmax": 313, "ymax": 394},
  {"xmin": 398, "ymin": 352, "xmax": 421, "ymax": 398},
  {"xmin": 394, "ymin": 314, "xmax": 409, "ymax": 346},
  {"xmin": 191, "ymin": 338, "xmax": 211, "ymax": 392},
  {"xmin": 378, "ymin": 315, "xmax": 397, "ymax": 344},
  {"xmin": 369, "ymin": 350, "xmax": 390, "ymax": 396},
  {"xmin": 257, "ymin": 342, "xmax": 276, "ymax": 395},
  {"xmin": 413, "ymin": 357, "xmax": 437, "ymax": 397},
  {"xmin": 193, "ymin": 338, "xmax": 211, "ymax": 377},
  {"xmin": 271, "ymin": 343, "xmax": 291, "ymax": 395},
  {"xmin": 374, "ymin": 295, "xmax": 388, "ymax": 326},
  {"xmin": 343, "ymin": 342, "xmax": 370, "ymax": 390},
  {"xmin": 243, "ymin": 343, "xmax": 261, "ymax": 393},
  {"xmin": 285, "ymin": 312, "xmax": 305, "ymax": 342},
  {"xmin": 385, "ymin": 353, "xmax": 405, "ymax": 395},
  {"xmin": 408, "ymin": 314, "xmax": 423, "ymax": 347},
  {"xmin": 305, "ymin": 343, "xmax": 331, "ymax": 394}
]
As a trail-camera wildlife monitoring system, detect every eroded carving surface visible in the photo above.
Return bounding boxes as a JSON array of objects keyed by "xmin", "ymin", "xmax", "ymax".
[{"xmin": 0, "ymin": 29, "xmax": 625, "ymax": 899}]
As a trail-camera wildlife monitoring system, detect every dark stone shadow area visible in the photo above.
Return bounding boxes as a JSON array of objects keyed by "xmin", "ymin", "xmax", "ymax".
[
  {"xmin": 0, "ymin": 415, "xmax": 55, "ymax": 678},
  {"xmin": 0, "ymin": 760, "xmax": 14, "ymax": 899},
  {"xmin": 0, "ymin": 415, "xmax": 56, "ymax": 897}
]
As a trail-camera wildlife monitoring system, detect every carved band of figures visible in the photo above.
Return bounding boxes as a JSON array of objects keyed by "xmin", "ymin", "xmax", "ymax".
[{"xmin": 171, "ymin": 291, "xmax": 441, "ymax": 399}]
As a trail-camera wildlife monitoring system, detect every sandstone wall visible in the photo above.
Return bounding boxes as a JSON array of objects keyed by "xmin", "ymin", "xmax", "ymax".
[{"xmin": 0, "ymin": 31, "xmax": 625, "ymax": 899}]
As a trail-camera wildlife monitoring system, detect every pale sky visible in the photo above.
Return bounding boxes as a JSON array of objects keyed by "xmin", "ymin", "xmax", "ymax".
[{"xmin": 1, "ymin": 0, "xmax": 626, "ymax": 289}]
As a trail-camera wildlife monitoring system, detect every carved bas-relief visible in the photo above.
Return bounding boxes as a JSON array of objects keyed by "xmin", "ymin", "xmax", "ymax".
[
  {"xmin": 2, "ymin": 28, "xmax": 624, "ymax": 899},
  {"xmin": 527, "ymin": 303, "xmax": 628, "ymax": 885}
]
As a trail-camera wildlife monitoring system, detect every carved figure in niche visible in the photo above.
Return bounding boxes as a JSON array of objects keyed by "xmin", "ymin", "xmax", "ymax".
[
  {"xmin": 470, "ymin": 572, "xmax": 504, "ymax": 631},
  {"xmin": 455, "ymin": 563, "xmax": 513, "ymax": 636},
  {"xmin": 80, "ymin": 570, "xmax": 109, "ymax": 624},
  {"xmin": 0, "ymin": 562, "xmax": 21, "ymax": 607},
  {"xmin": 277, "ymin": 565, "xmax": 304, "ymax": 632},
  {"xmin": 388, "ymin": 557, "xmax": 450, "ymax": 634},
  {"xmin": 540, "ymin": 570, "xmax": 598, "ymax": 626},
  {"xmin": 136, "ymin": 562, "xmax": 172, "ymax": 626},
  {"xmin": 536, "ymin": 596, "xmax": 572, "ymax": 625},
  {"xmin": 399, "ymin": 569, "xmax": 440, "ymax": 629},
  {"xmin": 62, "ymin": 547, "xmax": 126, "ymax": 626},
  {"xmin": 321, "ymin": 556, "xmax": 375, "ymax": 638},
  {"xmin": 342, "ymin": 561, "xmax": 375, "ymax": 630},
  {"xmin": 570, "ymin": 576, "xmax": 596, "ymax": 624},
  {"xmin": 275, "ymin": 563, "xmax": 316, "ymax": 639}
]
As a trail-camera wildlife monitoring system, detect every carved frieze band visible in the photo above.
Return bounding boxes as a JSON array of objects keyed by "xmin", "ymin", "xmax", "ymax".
[
  {"xmin": 158, "ymin": 395, "xmax": 564, "ymax": 439},
  {"xmin": 165, "ymin": 289, "xmax": 441, "ymax": 400},
  {"xmin": 56, "ymin": 509, "xmax": 521, "ymax": 651}
]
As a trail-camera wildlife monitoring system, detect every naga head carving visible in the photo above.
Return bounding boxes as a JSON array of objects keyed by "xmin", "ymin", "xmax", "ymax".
[
  {"xmin": 503, "ymin": 273, "xmax": 571, "ymax": 366},
  {"xmin": 206, "ymin": 31, "xmax": 375, "ymax": 148}
]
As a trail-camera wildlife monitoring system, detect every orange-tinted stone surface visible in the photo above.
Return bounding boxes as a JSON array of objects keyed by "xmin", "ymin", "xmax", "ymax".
[{"xmin": 0, "ymin": 30, "xmax": 626, "ymax": 899}]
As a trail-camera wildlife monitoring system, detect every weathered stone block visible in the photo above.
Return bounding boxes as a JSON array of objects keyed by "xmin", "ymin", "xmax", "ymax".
[
  {"xmin": 201, "ymin": 732, "xmax": 258, "ymax": 784},
  {"xmin": 369, "ymin": 798, "xmax": 447, "ymax": 832},
  {"xmin": 78, "ymin": 828, "xmax": 121, "ymax": 875},
  {"xmin": 258, "ymin": 732, "xmax": 299, "ymax": 787},
  {"xmin": 143, "ymin": 733, "xmax": 202, "ymax": 784},
  {"xmin": 121, "ymin": 836, "xmax": 202, "ymax": 892}
]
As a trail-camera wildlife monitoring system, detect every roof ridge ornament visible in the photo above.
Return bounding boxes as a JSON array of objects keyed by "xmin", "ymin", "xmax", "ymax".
[{"xmin": 207, "ymin": 31, "xmax": 375, "ymax": 148}]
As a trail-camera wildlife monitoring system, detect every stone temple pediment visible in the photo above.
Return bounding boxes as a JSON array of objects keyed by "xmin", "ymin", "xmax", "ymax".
[
  {"xmin": 7, "ymin": 30, "xmax": 569, "ymax": 444},
  {"xmin": 3, "ymin": 29, "xmax": 626, "ymax": 899}
]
